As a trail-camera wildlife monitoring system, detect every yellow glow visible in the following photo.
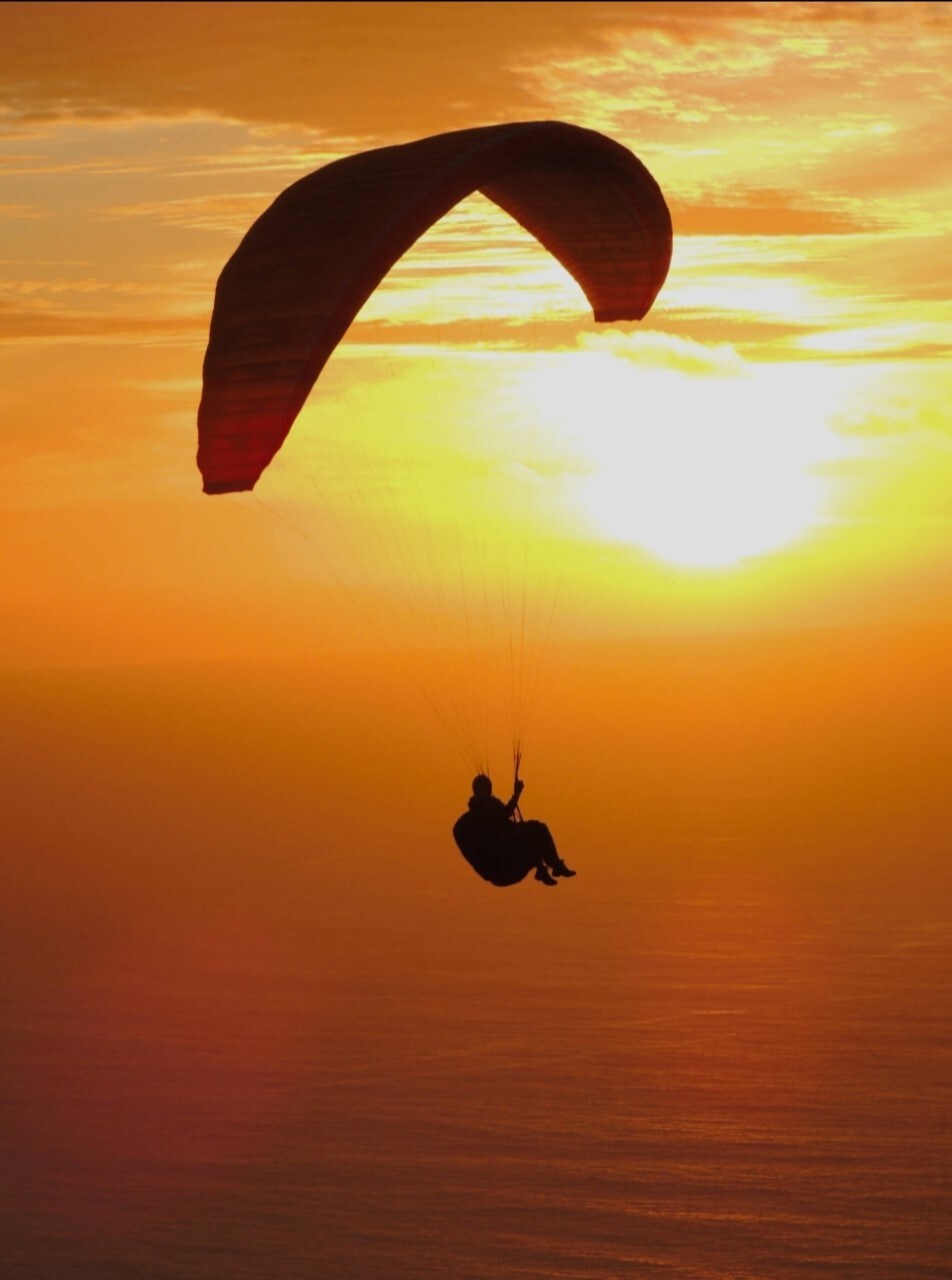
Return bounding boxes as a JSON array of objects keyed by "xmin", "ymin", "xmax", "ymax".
[
  {"xmin": 666, "ymin": 273, "xmax": 832, "ymax": 323},
  {"xmin": 796, "ymin": 322, "xmax": 939, "ymax": 355},
  {"xmin": 517, "ymin": 350, "xmax": 863, "ymax": 569}
]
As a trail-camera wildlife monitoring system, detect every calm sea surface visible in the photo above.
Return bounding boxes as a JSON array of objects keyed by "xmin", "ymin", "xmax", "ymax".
[
  {"xmin": 3, "ymin": 855, "xmax": 950, "ymax": 1279},
  {"xmin": 2, "ymin": 661, "xmax": 950, "ymax": 1277}
]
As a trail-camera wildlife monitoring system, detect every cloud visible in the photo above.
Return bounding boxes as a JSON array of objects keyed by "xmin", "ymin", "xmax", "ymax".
[
  {"xmin": 3, "ymin": 2, "xmax": 942, "ymax": 142},
  {"xmin": 577, "ymin": 327, "xmax": 745, "ymax": 377},
  {"xmin": 515, "ymin": 3, "xmax": 951, "ymax": 225},
  {"xmin": 102, "ymin": 193, "xmax": 278, "ymax": 236},
  {"xmin": 328, "ymin": 318, "xmax": 752, "ymax": 384},
  {"xmin": 670, "ymin": 191, "xmax": 882, "ymax": 237},
  {"xmin": 0, "ymin": 203, "xmax": 43, "ymax": 219},
  {"xmin": 0, "ymin": 300, "xmax": 205, "ymax": 343},
  {"xmin": 3, "ymin": 2, "xmax": 949, "ymax": 376},
  {"xmin": 793, "ymin": 330, "xmax": 952, "ymax": 363},
  {"xmin": 648, "ymin": 312, "xmax": 840, "ymax": 361},
  {"xmin": 0, "ymin": 1, "xmax": 637, "ymax": 136},
  {"xmin": 326, "ymin": 316, "xmax": 588, "ymax": 354}
]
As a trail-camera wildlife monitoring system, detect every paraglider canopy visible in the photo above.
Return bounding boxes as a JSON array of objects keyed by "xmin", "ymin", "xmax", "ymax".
[{"xmin": 197, "ymin": 120, "xmax": 672, "ymax": 496}]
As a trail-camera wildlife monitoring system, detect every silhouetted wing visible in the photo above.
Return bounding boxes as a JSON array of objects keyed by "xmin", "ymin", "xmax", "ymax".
[{"xmin": 197, "ymin": 120, "xmax": 672, "ymax": 495}]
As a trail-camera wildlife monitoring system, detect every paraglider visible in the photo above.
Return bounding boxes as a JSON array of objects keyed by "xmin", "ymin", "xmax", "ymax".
[
  {"xmin": 453, "ymin": 773, "xmax": 575, "ymax": 888},
  {"xmin": 197, "ymin": 121, "xmax": 671, "ymax": 886},
  {"xmin": 197, "ymin": 120, "xmax": 671, "ymax": 494}
]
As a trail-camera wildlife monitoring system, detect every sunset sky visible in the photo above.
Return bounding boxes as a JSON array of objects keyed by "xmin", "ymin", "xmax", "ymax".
[
  {"xmin": 3, "ymin": 0, "xmax": 950, "ymax": 683},
  {"xmin": 3, "ymin": 11, "xmax": 951, "ymax": 1272}
]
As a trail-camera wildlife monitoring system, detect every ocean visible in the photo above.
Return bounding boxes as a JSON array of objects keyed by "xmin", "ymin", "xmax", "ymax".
[{"xmin": 1, "ymin": 650, "xmax": 949, "ymax": 1278}]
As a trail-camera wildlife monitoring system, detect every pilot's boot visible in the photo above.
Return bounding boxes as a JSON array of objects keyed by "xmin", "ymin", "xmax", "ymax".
[
  {"xmin": 550, "ymin": 858, "xmax": 576, "ymax": 878},
  {"xmin": 534, "ymin": 865, "xmax": 558, "ymax": 885}
]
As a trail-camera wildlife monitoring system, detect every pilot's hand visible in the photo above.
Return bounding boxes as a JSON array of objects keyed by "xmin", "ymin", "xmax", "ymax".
[{"xmin": 514, "ymin": 779, "xmax": 525, "ymax": 795}]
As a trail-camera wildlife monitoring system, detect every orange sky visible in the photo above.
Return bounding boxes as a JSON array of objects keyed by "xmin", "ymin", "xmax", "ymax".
[
  {"xmin": 2, "ymin": 0, "xmax": 951, "ymax": 678},
  {"xmin": 5, "ymin": 15, "xmax": 952, "ymax": 1268}
]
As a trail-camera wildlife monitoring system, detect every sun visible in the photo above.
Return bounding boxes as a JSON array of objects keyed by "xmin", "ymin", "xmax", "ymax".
[
  {"xmin": 516, "ymin": 345, "xmax": 861, "ymax": 569},
  {"xmin": 580, "ymin": 441, "xmax": 824, "ymax": 569}
]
